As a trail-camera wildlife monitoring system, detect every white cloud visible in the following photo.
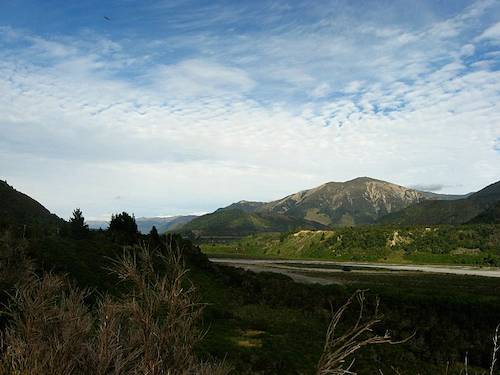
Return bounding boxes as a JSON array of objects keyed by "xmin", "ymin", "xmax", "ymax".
[
  {"xmin": 150, "ymin": 59, "xmax": 255, "ymax": 97},
  {"xmin": 460, "ymin": 43, "xmax": 475, "ymax": 57},
  {"xmin": 1, "ymin": 1, "xmax": 500, "ymax": 218},
  {"xmin": 477, "ymin": 21, "xmax": 500, "ymax": 42},
  {"xmin": 310, "ymin": 82, "xmax": 331, "ymax": 98}
]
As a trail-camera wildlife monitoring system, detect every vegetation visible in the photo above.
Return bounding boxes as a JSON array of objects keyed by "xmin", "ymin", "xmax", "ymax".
[
  {"xmin": 469, "ymin": 201, "xmax": 500, "ymax": 224},
  {"xmin": 0, "ymin": 239, "xmax": 231, "ymax": 374},
  {"xmin": 202, "ymin": 224, "xmax": 500, "ymax": 266},
  {"xmin": 179, "ymin": 208, "xmax": 325, "ymax": 237},
  {"xmin": 69, "ymin": 208, "xmax": 89, "ymax": 239},
  {"xmin": 1, "ymin": 214, "xmax": 500, "ymax": 373}
]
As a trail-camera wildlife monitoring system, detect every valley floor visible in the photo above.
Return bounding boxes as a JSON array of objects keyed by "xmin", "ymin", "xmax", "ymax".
[{"xmin": 210, "ymin": 257, "xmax": 500, "ymax": 281}]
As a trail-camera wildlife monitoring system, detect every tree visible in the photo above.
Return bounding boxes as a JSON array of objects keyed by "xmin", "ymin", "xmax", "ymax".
[
  {"xmin": 108, "ymin": 212, "xmax": 138, "ymax": 235},
  {"xmin": 149, "ymin": 225, "xmax": 160, "ymax": 243},
  {"xmin": 69, "ymin": 208, "xmax": 89, "ymax": 239}
]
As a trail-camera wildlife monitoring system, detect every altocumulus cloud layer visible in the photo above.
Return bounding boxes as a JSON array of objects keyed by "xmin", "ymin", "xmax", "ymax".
[{"xmin": 0, "ymin": 0, "xmax": 499, "ymax": 219}]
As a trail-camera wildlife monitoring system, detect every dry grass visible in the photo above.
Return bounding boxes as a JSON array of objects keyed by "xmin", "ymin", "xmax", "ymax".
[
  {"xmin": 0, "ymin": 242, "xmax": 231, "ymax": 375},
  {"xmin": 0, "ymin": 232, "xmax": 32, "ymax": 289},
  {"xmin": 316, "ymin": 289, "xmax": 413, "ymax": 375}
]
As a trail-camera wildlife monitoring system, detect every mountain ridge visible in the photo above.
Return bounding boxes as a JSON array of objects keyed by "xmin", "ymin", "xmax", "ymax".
[
  {"xmin": 177, "ymin": 177, "xmax": 471, "ymax": 235},
  {"xmin": 379, "ymin": 180, "xmax": 500, "ymax": 225}
]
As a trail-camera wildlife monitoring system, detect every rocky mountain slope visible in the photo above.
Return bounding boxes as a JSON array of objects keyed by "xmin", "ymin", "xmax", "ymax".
[{"xmin": 257, "ymin": 177, "xmax": 458, "ymax": 226}]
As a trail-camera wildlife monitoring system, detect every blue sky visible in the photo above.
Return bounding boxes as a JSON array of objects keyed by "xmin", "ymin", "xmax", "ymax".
[{"xmin": 0, "ymin": 0, "xmax": 499, "ymax": 219}]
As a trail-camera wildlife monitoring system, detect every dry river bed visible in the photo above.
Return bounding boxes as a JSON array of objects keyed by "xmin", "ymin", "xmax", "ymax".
[{"xmin": 209, "ymin": 258, "xmax": 500, "ymax": 285}]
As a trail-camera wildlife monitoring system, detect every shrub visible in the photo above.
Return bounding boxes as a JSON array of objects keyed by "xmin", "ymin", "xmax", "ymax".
[{"xmin": 0, "ymin": 243, "xmax": 230, "ymax": 375}]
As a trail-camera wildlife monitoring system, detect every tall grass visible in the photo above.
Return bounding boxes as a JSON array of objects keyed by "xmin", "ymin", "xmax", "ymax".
[{"xmin": 0, "ymin": 242, "xmax": 230, "ymax": 375}]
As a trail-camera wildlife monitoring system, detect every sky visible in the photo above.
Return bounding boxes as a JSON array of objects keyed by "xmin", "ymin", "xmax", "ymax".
[{"xmin": 0, "ymin": 0, "xmax": 499, "ymax": 220}]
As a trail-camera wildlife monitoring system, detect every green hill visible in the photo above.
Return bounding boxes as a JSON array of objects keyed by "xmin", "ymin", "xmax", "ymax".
[
  {"xmin": 202, "ymin": 224, "xmax": 500, "ymax": 265},
  {"xmin": 467, "ymin": 201, "xmax": 500, "ymax": 224},
  {"xmin": 178, "ymin": 208, "xmax": 326, "ymax": 237},
  {"xmin": 0, "ymin": 180, "xmax": 62, "ymax": 229},
  {"xmin": 379, "ymin": 180, "xmax": 500, "ymax": 225}
]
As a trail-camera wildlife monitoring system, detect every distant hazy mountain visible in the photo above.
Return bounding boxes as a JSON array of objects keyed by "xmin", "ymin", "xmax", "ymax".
[
  {"xmin": 379, "ymin": 180, "xmax": 500, "ymax": 225},
  {"xmin": 88, "ymin": 215, "xmax": 197, "ymax": 234},
  {"xmin": 0, "ymin": 180, "xmax": 62, "ymax": 228},
  {"xmin": 177, "ymin": 177, "xmax": 468, "ymax": 236}
]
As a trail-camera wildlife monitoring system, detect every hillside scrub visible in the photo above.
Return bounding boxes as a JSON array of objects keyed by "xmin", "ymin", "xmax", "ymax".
[
  {"xmin": 0, "ymin": 242, "xmax": 231, "ymax": 375},
  {"xmin": 2, "ymin": 229, "xmax": 500, "ymax": 373},
  {"xmin": 202, "ymin": 224, "xmax": 500, "ymax": 265}
]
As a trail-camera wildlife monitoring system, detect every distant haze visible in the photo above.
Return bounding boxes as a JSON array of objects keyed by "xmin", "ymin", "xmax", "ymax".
[{"xmin": 88, "ymin": 216, "xmax": 198, "ymax": 234}]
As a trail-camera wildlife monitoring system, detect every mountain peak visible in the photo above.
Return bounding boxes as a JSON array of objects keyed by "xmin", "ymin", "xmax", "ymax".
[{"xmin": 346, "ymin": 176, "xmax": 379, "ymax": 183}]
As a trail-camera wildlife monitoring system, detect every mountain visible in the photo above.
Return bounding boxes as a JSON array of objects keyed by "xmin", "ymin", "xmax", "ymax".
[
  {"xmin": 257, "ymin": 177, "xmax": 465, "ymax": 226},
  {"xmin": 177, "ymin": 177, "xmax": 467, "ymax": 236},
  {"xmin": 88, "ymin": 215, "xmax": 198, "ymax": 234},
  {"xmin": 379, "ymin": 180, "xmax": 500, "ymax": 225},
  {"xmin": 220, "ymin": 200, "xmax": 265, "ymax": 213},
  {"xmin": 178, "ymin": 208, "xmax": 326, "ymax": 237},
  {"xmin": 0, "ymin": 180, "xmax": 62, "ymax": 228}
]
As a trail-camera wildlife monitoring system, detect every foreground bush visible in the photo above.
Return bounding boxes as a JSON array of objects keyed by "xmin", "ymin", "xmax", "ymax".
[{"xmin": 0, "ymin": 243, "xmax": 230, "ymax": 375}]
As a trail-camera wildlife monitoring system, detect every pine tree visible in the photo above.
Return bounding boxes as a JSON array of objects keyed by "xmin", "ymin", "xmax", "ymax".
[{"xmin": 69, "ymin": 208, "xmax": 89, "ymax": 238}]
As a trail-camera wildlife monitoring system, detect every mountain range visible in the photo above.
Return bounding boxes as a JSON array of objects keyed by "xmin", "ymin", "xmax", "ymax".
[
  {"xmin": 178, "ymin": 177, "xmax": 482, "ymax": 236},
  {"xmin": 1, "ymin": 177, "xmax": 499, "ymax": 238}
]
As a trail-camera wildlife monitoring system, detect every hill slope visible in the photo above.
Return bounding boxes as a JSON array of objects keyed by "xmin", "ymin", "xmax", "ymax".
[
  {"xmin": 178, "ymin": 208, "xmax": 326, "ymax": 237},
  {"xmin": 380, "ymin": 180, "xmax": 500, "ymax": 225},
  {"xmin": 467, "ymin": 201, "xmax": 500, "ymax": 224},
  {"xmin": 0, "ymin": 180, "xmax": 62, "ymax": 228}
]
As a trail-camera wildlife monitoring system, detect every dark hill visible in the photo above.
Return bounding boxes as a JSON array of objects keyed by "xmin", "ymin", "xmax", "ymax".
[
  {"xmin": 379, "ymin": 180, "xmax": 500, "ymax": 225},
  {"xmin": 0, "ymin": 180, "xmax": 62, "ymax": 229},
  {"xmin": 467, "ymin": 201, "xmax": 500, "ymax": 224}
]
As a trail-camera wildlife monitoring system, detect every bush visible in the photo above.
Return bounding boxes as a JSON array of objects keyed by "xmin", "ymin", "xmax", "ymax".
[{"xmin": 0, "ymin": 243, "xmax": 230, "ymax": 375}]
